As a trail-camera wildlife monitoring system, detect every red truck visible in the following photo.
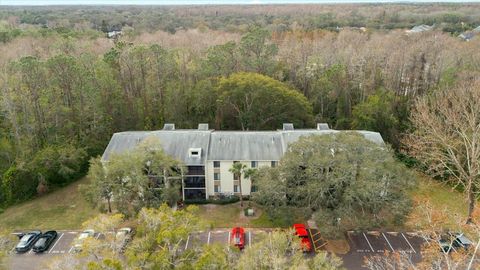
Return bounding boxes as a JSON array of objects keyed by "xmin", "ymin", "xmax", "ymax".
[
  {"xmin": 230, "ymin": 227, "xmax": 246, "ymax": 250},
  {"xmin": 293, "ymin": 224, "xmax": 312, "ymax": 252}
]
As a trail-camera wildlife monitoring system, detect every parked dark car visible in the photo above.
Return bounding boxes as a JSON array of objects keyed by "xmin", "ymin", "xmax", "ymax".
[
  {"xmin": 32, "ymin": 231, "xmax": 58, "ymax": 253},
  {"xmin": 438, "ymin": 232, "xmax": 473, "ymax": 253},
  {"xmin": 15, "ymin": 231, "xmax": 41, "ymax": 252}
]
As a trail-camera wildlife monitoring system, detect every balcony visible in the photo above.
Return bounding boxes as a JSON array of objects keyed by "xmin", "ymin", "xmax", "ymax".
[
  {"xmin": 186, "ymin": 166, "xmax": 205, "ymax": 176},
  {"xmin": 184, "ymin": 176, "xmax": 206, "ymax": 188}
]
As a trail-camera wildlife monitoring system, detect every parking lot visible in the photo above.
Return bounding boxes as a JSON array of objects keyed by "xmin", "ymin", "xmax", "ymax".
[
  {"xmin": 347, "ymin": 231, "xmax": 424, "ymax": 254},
  {"xmin": 10, "ymin": 229, "xmax": 425, "ymax": 270},
  {"xmin": 11, "ymin": 230, "xmax": 102, "ymax": 256},
  {"xmin": 10, "ymin": 230, "xmax": 102, "ymax": 270},
  {"xmin": 341, "ymin": 231, "xmax": 425, "ymax": 269},
  {"xmin": 184, "ymin": 228, "xmax": 270, "ymax": 250}
]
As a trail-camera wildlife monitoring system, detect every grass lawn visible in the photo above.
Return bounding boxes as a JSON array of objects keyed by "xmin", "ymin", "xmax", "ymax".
[
  {"xmin": 196, "ymin": 202, "xmax": 307, "ymax": 228},
  {"xmin": 0, "ymin": 177, "xmax": 99, "ymax": 231},
  {"xmin": 405, "ymin": 173, "xmax": 469, "ymax": 231},
  {"xmin": 196, "ymin": 203, "xmax": 243, "ymax": 228},
  {"xmin": 0, "ymin": 171, "xmax": 469, "ymax": 234}
]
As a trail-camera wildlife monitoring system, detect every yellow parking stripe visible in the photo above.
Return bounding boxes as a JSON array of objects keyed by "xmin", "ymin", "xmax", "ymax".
[
  {"xmin": 314, "ymin": 238, "xmax": 323, "ymax": 243},
  {"xmin": 315, "ymin": 242, "xmax": 327, "ymax": 250},
  {"xmin": 308, "ymin": 229, "xmax": 328, "ymax": 252},
  {"xmin": 308, "ymin": 229, "xmax": 316, "ymax": 251}
]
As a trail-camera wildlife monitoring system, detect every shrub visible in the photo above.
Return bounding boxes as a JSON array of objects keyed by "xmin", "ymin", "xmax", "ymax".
[
  {"xmin": 1, "ymin": 165, "xmax": 37, "ymax": 205},
  {"xmin": 185, "ymin": 195, "xmax": 239, "ymax": 205},
  {"xmin": 29, "ymin": 144, "xmax": 88, "ymax": 186}
]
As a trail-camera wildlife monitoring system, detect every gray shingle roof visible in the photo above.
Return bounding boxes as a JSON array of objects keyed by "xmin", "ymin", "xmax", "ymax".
[
  {"xmin": 407, "ymin": 24, "xmax": 433, "ymax": 33},
  {"xmin": 101, "ymin": 130, "xmax": 211, "ymax": 165},
  {"xmin": 208, "ymin": 131, "xmax": 284, "ymax": 161},
  {"xmin": 101, "ymin": 128, "xmax": 384, "ymax": 164}
]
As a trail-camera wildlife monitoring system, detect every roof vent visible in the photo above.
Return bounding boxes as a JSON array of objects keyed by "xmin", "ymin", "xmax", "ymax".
[
  {"xmin": 198, "ymin": 123, "xmax": 209, "ymax": 130},
  {"xmin": 283, "ymin": 123, "xmax": 294, "ymax": 131},
  {"xmin": 189, "ymin": 148, "xmax": 202, "ymax": 158},
  {"xmin": 317, "ymin": 123, "xmax": 330, "ymax": 130},
  {"xmin": 163, "ymin": 123, "xmax": 175, "ymax": 130}
]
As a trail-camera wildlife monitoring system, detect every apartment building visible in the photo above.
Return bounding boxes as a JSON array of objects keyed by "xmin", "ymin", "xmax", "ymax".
[{"xmin": 101, "ymin": 123, "xmax": 384, "ymax": 200}]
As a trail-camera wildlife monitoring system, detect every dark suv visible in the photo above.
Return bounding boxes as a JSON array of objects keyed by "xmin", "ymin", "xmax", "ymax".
[{"xmin": 438, "ymin": 232, "xmax": 473, "ymax": 253}]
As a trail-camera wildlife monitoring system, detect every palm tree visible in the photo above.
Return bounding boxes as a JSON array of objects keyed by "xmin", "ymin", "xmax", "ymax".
[{"xmin": 229, "ymin": 162, "xmax": 247, "ymax": 207}]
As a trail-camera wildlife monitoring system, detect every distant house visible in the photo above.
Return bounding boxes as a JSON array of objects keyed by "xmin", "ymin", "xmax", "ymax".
[
  {"xmin": 406, "ymin": 24, "xmax": 433, "ymax": 34},
  {"xmin": 459, "ymin": 26, "xmax": 480, "ymax": 41},
  {"xmin": 107, "ymin": 30, "xmax": 122, "ymax": 39},
  {"xmin": 342, "ymin": 26, "xmax": 367, "ymax": 33},
  {"xmin": 101, "ymin": 123, "xmax": 384, "ymax": 200}
]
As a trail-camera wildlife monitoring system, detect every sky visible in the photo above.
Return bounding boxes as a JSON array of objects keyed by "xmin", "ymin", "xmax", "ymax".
[{"xmin": 0, "ymin": 0, "xmax": 477, "ymax": 5}]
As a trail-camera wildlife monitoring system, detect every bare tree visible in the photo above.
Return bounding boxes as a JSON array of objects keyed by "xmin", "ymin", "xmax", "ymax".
[{"xmin": 403, "ymin": 75, "xmax": 480, "ymax": 224}]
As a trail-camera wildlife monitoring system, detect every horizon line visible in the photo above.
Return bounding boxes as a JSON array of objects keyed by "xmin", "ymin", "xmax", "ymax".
[{"xmin": 1, "ymin": 1, "xmax": 478, "ymax": 7}]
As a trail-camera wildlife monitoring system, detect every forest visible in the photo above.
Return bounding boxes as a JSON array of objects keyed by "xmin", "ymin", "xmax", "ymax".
[{"xmin": 0, "ymin": 3, "xmax": 479, "ymax": 209}]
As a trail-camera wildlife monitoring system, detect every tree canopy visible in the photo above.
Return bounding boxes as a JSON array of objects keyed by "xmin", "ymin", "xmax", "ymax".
[
  {"xmin": 82, "ymin": 137, "xmax": 184, "ymax": 216},
  {"xmin": 253, "ymin": 133, "xmax": 415, "ymax": 235},
  {"xmin": 126, "ymin": 204, "xmax": 204, "ymax": 270},
  {"xmin": 216, "ymin": 72, "xmax": 314, "ymax": 130}
]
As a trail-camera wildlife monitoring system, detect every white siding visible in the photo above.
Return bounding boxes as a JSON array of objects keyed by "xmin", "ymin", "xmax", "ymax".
[
  {"xmin": 206, "ymin": 161, "xmax": 215, "ymax": 196},
  {"xmin": 206, "ymin": 160, "xmax": 274, "ymax": 198}
]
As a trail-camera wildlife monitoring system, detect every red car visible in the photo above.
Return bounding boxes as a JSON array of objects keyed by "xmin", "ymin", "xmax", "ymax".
[
  {"xmin": 293, "ymin": 224, "xmax": 312, "ymax": 252},
  {"xmin": 230, "ymin": 227, "xmax": 245, "ymax": 249}
]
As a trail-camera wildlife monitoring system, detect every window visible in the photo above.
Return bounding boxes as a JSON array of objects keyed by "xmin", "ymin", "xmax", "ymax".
[
  {"xmin": 251, "ymin": 161, "xmax": 257, "ymax": 168},
  {"xmin": 214, "ymin": 185, "xmax": 220, "ymax": 193},
  {"xmin": 214, "ymin": 173, "xmax": 220, "ymax": 181},
  {"xmin": 213, "ymin": 161, "xmax": 220, "ymax": 168},
  {"xmin": 271, "ymin": 161, "xmax": 277, "ymax": 167},
  {"xmin": 234, "ymin": 185, "xmax": 239, "ymax": 193},
  {"xmin": 233, "ymin": 173, "xmax": 240, "ymax": 181},
  {"xmin": 251, "ymin": 185, "xmax": 258, "ymax": 192}
]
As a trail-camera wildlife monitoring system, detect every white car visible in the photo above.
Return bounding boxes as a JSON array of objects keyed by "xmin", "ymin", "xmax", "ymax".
[
  {"xmin": 73, "ymin": 229, "xmax": 95, "ymax": 251},
  {"xmin": 115, "ymin": 227, "xmax": 133, "ymax": 252}
]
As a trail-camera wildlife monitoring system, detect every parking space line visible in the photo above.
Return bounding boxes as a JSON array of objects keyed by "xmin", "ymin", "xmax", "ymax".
[
  {"xmin": 446, "ymin": 241, "xmax": 458, "ymax": 253},
  {"xmin": 68, "ymin": 246, "xmax": 74, "ymax": 254},
  {"xmin": 207, "ymin": 231, "xmax": 211, "ymax": 245},
  {"xmin": 382, "ymin": 233, "xmax": 395, "ymax": 252},
  {"xmin": 308, "ymin": 229, "xmax": 315, "ymax": 249},
  {"xmin": 48, "ymin": 233, "xmax": 64, "ymax": 254},
  {"xmin": 248, "ymin": 231, "xmax": 251, "ymax": 247},
  {"xmin": 401, "ymin": 233, "xmax": 416, "ymax": 254},
  {"xmin": 226, "ymin": 231, "xmax": 231, "ymax": 251},
  {"xmin": 95, "ymin": 233, "xmax": 101, "ymax": 240},
  {"xmin": 363, "ymin": 232, "xmax": 374, "ymax": 252},
  {"xmin": 184, "ymin": 235, "xmax": 190, "ymax": 251}
]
